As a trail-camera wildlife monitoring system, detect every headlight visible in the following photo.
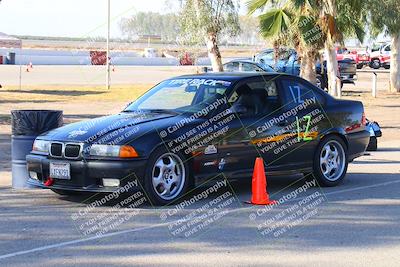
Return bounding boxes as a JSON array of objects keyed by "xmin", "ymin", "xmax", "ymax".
[
  {"xmin": 90, "ymin": 144, "xmax": 139, "ymax": 158},
  {"xmin": 32, "ymin": 139, "xmax": 50, "ymax": 154}
]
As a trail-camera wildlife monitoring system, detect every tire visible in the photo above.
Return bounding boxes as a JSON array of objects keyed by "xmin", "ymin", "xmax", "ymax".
[
  {"xmin": 316, "ymin": 75, "xmax": 323, "ymax": 89},
  {"xmin": 383, "ymin": 65, "xmax": 390, "ymax": 70},
  {"xmin": 356, "ymin": 64, "xmax": 364, "ymax": 70},
  {"xmin": 370, "ymin": 59, "xmax": 381, "ymax": 69},
  {"xmin": 313, "ymin": 135, "xmax": 348, "ymax": 187},
  {"xmin": 144, "ymin": 147, "xmax": 191, "ymax": 205},
  {"xmin": 367, "ymin": 136, "xmax": 378, "ymax": 151},
  {"xmin": 316, "ymin": 75, "xmax": 328, "ymax": 92}
]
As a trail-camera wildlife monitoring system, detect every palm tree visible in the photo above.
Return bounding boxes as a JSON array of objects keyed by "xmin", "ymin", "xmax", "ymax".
[
  {"xmin": 318, "ymin": 0, "xmax": 365, "ymax": 96},
  {"xmin": 248, "ymin": 0, "xmax": 365, "ymax": 96},
  {"xmin": 248, "ymin": 1, "xmax": 321, "ymax": 84}
]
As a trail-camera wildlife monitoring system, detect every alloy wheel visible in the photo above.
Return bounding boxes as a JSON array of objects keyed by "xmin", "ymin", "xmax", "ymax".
[
  {"xmin": 151, "ymin": 153, "xmax": 185, "ymax": 201},
  {"xmin": 319, "ymin": 140, "xmax": 346, "ymax": 181}
]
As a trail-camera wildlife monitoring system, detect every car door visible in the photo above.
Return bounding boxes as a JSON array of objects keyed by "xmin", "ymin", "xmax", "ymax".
[
  {"xmin": 216, "ymin": 76, "xmax": 289, "ymax": 174},
  {"xmin": 275, "ymin": 76, "xmax": 330, "ymax": 168}
]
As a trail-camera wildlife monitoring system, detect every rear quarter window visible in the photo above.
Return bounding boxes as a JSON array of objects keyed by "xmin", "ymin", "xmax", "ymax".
[{"xmin": 280, "ymin": 78, "xmax": 326, "ymax": 110}]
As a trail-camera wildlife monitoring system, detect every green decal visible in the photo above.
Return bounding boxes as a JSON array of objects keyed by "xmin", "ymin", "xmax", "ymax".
[{"xmin": 296, "ymin": 115, "xmax": 312, "ymax": 141}]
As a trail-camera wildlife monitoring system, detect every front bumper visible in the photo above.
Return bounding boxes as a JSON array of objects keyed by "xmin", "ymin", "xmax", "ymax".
[{"xmin": 26, "ymin": 154, "xmax": 146, "ymax": 193}]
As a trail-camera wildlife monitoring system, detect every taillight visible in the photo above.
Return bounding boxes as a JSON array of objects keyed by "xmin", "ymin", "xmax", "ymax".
[{"xmin": 361, "ymin": 112, "xmax": 366, "ymax": 126}]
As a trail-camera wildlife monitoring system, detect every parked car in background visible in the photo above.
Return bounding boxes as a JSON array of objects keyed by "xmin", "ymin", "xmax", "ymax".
[
  {"xmin": 336, "ymin": 47, "xmax": 370, "ymax": 70},
  {"xmin": 223, "ymin": 59, "xmax": 275, "ymax": 73},
  {"xmin": 366, "ymin": 119, "xmax": 382, "ymax": 151},
  {"xmin": 337, "ymin": 59, "xmax": 357, "ymax": 86},
  {"xmin": 369, "ymin": 42, "xmax": 391, "ymax": 69},
  {"xmin": 254, "ymin": 48, "xmax": 357, "ymax": 90}
]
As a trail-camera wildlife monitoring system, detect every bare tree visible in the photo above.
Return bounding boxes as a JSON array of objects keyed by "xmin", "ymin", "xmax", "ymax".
[{"xmin": 179, "ymin": 0, "xmax": 241, "ymax": 71}]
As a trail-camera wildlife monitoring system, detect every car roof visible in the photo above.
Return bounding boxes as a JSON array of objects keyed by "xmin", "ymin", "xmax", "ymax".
[
  {"xmin": 223, "ymin": 59, "xmax": 256, "ymax": 64},
  {"xmin": 172, "ymin": 72, "xmax": 287, "ymax": 82},
  {"xmin": 257, "ymin": 47, "xmax": 296, "ymax": 54}
]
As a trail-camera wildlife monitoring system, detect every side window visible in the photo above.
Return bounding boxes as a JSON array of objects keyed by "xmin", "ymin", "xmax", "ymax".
[
  {"xmin": 256, "ymin": 51, "xmax": 274, "ymax": 64},
  {"xmin": 241, "ymin": 63, "xmax": 262, "ymax": 72},
  {"xmin": 280, "ymin": 78, "xmax": 325, "ymax": 110},
  {"xmin": 385, "ymin": 45, "xmax": 391, "ymax": 52},
  {"xmin": 224, "ymin": 62, "xmax": 239, "ymax": 72},
  {"xmin": 230, "ymin": 80, "xmax": 282, "ymax": 117}
]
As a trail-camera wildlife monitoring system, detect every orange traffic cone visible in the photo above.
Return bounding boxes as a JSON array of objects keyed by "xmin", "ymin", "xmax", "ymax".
[{"xmin": 248, "ymin": 157, "xmax": 276, "ymax": 205}]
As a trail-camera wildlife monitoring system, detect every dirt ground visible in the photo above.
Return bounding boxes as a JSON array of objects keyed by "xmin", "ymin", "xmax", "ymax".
[{"xmin": 0, "ymin": 68, "xmax": 399, "ymax": 186}]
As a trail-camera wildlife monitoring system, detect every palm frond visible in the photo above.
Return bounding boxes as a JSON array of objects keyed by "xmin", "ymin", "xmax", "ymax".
[
  {"xmin": 246, "ymin": 0, "xmax": 272, "ymax": 14},
  {"xmin": 258, "ymin": 8, "xmax": 291, "ymax": 38}
]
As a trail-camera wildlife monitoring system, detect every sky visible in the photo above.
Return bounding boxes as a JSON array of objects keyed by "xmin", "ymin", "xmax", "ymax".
[{"xmin": 0, "ymin": 0, "xmax": 248, "ymax": 38}]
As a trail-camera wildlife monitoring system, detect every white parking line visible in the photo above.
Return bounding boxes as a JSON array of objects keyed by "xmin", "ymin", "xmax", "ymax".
[
  {"xmin": 0, "ymin": 178, "xmax": 399, "ymax": 260},
  {"xmin": 0, "ymin": 222, "xmax": 170, "ymax": 260}
]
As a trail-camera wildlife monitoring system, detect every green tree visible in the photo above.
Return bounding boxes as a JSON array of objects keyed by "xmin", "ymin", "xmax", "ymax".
[
  {"xmin": 366, "ymin": 0, "xmax": 400, "ymax": 92},
  {"xmin": 248, "ymin": 0, "xmax": 365, "ymax": 96},
  {"xmin": 179, "ymin": 0, "xmax": 241, "ymax": 71},
  {"xmin": 248, "ymin": 0, "xmax": 324, "ymax": 84}
]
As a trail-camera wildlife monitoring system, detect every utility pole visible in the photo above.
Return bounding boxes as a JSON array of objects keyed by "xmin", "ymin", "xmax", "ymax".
[{"xmin": 106, "ymin": 0, "xmax": 111, "ymax": 90}]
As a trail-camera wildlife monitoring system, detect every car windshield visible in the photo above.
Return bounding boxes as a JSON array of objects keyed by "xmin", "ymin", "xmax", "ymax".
[{"xmin": 124, "ymin": 78, "xmax": 232, "ymax": 113}]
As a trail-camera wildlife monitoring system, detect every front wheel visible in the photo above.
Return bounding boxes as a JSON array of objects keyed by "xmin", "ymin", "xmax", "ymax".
[
  {"xmin": 144, "ymin": 147, "xmax": 191, "ymax": 205},
  {"xmin": 313, "ymin": 136, "xmax": 348, "ymax": 186}
]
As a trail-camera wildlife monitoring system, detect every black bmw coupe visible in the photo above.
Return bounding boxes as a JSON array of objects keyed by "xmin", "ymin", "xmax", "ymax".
[{"xmin": 27, "ymin": 73, "xmax": 369, "ymax": 204}]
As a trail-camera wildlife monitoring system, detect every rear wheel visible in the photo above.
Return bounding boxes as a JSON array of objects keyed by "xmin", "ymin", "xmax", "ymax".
[
  {"xmin": 316, "ymin": 75, "xmax": 323, "ymax": 89},
  {"xmin": 144, "ymin": 147, "xmax": 190, "ymax": 205},
  {"xmin": 316, "ymin": 75, "xmax": 328, "ymax": 92},
  {"xmin": 370, "ymin": 59, "xmax": 381, "ymax": 69},
  {"xmin": 356, "ymin": 63, "xmax": 364, "ymax": 70},
  {"xmin": 313, "ymin": 136, "xmax": 348, "ymax": 186},
  {"xmin": 383, "ymin": 65, "xmax": 390, "ymax": 69}
]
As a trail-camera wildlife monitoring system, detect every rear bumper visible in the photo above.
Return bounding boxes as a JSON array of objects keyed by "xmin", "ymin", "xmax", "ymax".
[
  {"xmin": 341, "ymin": 73, "xmax": 357, "ymax": 83},
  {"xmin": 346, "ymin": 130, "xmax": 370, "ymax": 161},
  {"xmin": 26, "ymin": 154, "xmax": 146, "ymax": 193},
  {"xmin": 357, "ymin": 60, "xmax": 369, "ymax": 65}
]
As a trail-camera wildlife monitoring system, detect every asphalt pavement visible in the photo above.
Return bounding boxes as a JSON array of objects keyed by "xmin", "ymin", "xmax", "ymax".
[{"xmin": 0, "ymin": 140, "xmax": 399, "ymax": 266}]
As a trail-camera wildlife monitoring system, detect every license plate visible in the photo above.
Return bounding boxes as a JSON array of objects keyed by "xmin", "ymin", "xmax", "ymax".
[{"xmin": 49, "ymin": 162, "xmax": 71, "ymax": 180}]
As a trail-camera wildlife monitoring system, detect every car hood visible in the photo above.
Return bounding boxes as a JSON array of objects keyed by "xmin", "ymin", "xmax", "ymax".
[{"xmin": 38, "ymin": 111, "xmax": 175, "ymax": 144}]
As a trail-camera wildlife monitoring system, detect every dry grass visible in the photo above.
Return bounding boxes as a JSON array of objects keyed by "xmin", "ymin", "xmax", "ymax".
[{"xmin": 1, "ymin": 84, "xmax": 154, "ymax": 103}]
